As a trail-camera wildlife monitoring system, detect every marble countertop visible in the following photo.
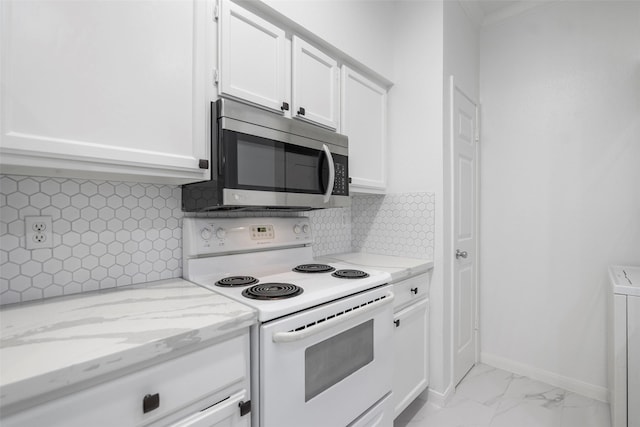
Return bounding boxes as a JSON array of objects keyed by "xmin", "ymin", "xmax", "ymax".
[
  {"xmin": 0, "ymin": 278, "xmax": 256, "ymax": 412},
  {"xmin": 316, "ymin": 252, "xmax": 433, "ymax": 283}
]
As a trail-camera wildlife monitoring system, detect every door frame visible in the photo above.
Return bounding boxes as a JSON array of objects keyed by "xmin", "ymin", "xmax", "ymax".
[{"xmin": 448, "ymin": 75, "xmax": 480, "ymax": 387}]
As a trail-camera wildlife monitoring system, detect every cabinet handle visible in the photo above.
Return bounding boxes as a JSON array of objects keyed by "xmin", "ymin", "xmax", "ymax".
[
  {"xmin": 281, "ymin": 102, "xmax": 289, "ymax": 111},
  {"xmin": 411, "ymin": 287, "xmax": 418, "ymax": 295},
  {"xmin": 394, "ymin": 319, "xmax": 400, "ymax": 328},
  {"xmin": 298, "ymin": 107, "xmax": 306, "ymax": 116},
  {"xmin": 143, "ymin": 393, "xmax": 160, "ymax": 414},
  {"xmin": 198, "ymin": 159, "xmax": 209, "ymax": 169}
]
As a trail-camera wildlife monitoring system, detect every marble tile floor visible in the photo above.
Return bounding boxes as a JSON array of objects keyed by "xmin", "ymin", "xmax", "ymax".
[{"xmin": 394, "ymin": 364, "xmax": 611, "ymax": 427}]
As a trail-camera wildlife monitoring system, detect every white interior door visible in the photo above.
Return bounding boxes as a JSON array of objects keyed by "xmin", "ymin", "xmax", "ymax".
[{"xmin": 452, "ymin": 80, "xmax": 478, "ymax": 387}]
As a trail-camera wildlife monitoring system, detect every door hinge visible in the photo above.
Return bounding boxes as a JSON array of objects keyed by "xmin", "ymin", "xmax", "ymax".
[
  {"xmin": 213, "ymin": 68, "xmax": 219, "ymax": 85},
  {"xmin": 239, "ymin": 400, "xmax": 251, "ymax": 416}
]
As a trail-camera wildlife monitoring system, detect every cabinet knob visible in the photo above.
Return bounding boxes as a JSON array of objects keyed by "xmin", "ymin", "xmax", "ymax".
[
  {"xmin": 394, "ymin": 319, "xmax": 400, "ymax": 328},
  {"xmin": 297, "ymin": 107, "xmax": 306, "ymax": 116},
  {"xmin": 411, "ymin": 287, "xmax": 418, "ymax": 295},
  {"xmin": 143, "ymin": 393, "xmax": 160, "ymax": 414},
  {"xmin": 281, "ymin": 102, "xmax": 290, "ymax": 111},
  {"xmin": 198, "ymin": 159, "xmax": 209, "ymax": 169}
]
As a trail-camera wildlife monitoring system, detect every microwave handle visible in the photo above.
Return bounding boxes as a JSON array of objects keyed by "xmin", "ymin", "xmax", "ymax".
[{"xmin": 322, "ymin": 144, "xmax": 335, "ymax": 203}]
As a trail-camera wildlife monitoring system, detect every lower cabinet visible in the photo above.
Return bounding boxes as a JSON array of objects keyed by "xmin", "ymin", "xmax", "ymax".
[
  {"xmin": 2, "ymin": 332, "xmax": 250, "ymax": 427},
  {"xmin": 392, "ymin": 297, "xmax": 429, "ymax": 418}
]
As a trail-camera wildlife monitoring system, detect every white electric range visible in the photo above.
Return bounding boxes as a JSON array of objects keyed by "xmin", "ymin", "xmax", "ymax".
[{"xmin": 183, "ymin": 217, "xmax": 395, "ymax": 427}]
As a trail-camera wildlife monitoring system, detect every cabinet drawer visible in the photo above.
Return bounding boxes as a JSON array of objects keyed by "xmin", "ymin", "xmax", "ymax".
[
  {"xmin": 3, "ymin": 333, "xmax": 249, "ymax": 427},
  {"xmin": 393, "ymin": 273, "xmax": 429, "ymax": 311}
]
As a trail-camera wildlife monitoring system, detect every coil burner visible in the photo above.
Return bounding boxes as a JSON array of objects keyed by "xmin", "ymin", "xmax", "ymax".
[
  {"xmin": 331, "ymin": 269, "xmax": 370, "ymax": 279},
  {"xmin": 216, "ymin": 276, "xmax": 259, "ymax": 287},
  {"xmin": 293, "ymin": 264, "xmax": 336, "ymax": 273},
  {"xmin": 242, "ymin": 283, "xmax": 304, "ymax": 300}
]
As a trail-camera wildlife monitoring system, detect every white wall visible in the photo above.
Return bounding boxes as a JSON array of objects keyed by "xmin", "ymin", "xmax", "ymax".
[
  {"xmin": 386, "ymin": 0, "xmax": 447, "ymax": 399},
  {"xmin": 479, "ymin": 1, "xmax": 640, "ymax": 400}
]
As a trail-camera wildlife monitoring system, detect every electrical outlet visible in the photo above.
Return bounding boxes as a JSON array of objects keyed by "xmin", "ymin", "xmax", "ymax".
[{"xmin": 25, "ymin": 216, "xmax": 53, "ymax": 249}]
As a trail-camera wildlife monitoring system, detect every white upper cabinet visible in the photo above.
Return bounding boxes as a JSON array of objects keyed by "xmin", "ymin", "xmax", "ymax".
[
  {"xmin": 218, "ymin": 0, "xmax": 287, "ymax": 112},
  {"xmin": 341, "ymin": 66, "xmax": 388, "ymax": 193},
  {"xmin": 0, "ymin": 0, "xmax": 212, "ymax": 184},
  {"xmin": 291, "ymin": 36, "xmax": 339, "ymax": 130}
]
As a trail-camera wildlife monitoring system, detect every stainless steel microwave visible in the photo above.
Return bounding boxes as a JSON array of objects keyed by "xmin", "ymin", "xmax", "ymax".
[{"xmin": 182, "ymin": 99, "xmax": 350, "ymax": 211}]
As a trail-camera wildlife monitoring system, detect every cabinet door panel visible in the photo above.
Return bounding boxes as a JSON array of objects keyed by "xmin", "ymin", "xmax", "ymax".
[
  {"xmin": 0, "ymin": 0, "xmax": 210, "ymax": 184},
  {"xmin": 219, "ymin": 0, "xmax": 286, "ymax": 112},
  {"xmin": 292, "ymin": 37, "xmax": 339, "ymax": 130},
  {"xmin": 393, "ymin": 299, "xmax": 429, "ymax": 418},
  {"xmin": 169, "ymin": 390, "xmax": 249, "ymax": 427},
  {"xmin": 629, "ymin": 296, "xmax": 640, "ymax": 427},
  {"xmin": 341, "ymin": 66, "xmax": 387, "ymax": 193}
]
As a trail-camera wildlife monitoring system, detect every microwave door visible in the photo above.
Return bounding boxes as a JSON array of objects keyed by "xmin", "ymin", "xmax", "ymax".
[{"xmin": 285, "ymin": 146, "xmax": 327, "ymax": 198}]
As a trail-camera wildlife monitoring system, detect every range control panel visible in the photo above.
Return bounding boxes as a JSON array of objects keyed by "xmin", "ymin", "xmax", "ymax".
[
  {"xmin": 250, "ymin": 225, "xmax": 274, "ymax": 240},
  {"xmin": 183, "ymin": 217, "xmax": 313, "ymax": 257}
]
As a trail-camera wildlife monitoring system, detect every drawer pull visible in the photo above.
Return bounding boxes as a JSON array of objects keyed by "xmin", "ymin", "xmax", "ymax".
[
  {"xmin": 239, "ymin": 400, "xmax": 252, "ymax": 416},
  {"xmin": 143, "ymin": 393, "xmax": 160, "ymax": 414},
  {"xmin": 411, "ymin": 287, "xmax": 418, "ymax": 295}
]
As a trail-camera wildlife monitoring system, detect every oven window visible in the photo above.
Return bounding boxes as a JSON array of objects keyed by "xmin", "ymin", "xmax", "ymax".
[{"xmin": 305, "ymin": 320, "xmax": 374, "ymax": 402}]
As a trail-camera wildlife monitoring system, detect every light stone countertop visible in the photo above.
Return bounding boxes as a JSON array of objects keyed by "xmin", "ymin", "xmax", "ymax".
[
  {"xmin": 0, "ymin": 278, "xmax": 256, "ymax": 412},
  {"xmin": 316, "ymin": 252, "xmax": 434, "ymax": 283}
]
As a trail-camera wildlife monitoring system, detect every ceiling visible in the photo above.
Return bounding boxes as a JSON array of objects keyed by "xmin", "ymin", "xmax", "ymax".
[
  {"xmin": 476, "ymin": 0, "xmax": 521, "ymax": 15},
  {"xmin": 460, "ymin": 0, "xmax": 551, "ymax": 26}
]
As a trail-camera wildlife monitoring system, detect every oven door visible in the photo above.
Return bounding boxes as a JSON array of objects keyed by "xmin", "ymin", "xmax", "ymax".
[{"xmin": 259, "ymin": 286, "xmax": 394, "ymax": 427}]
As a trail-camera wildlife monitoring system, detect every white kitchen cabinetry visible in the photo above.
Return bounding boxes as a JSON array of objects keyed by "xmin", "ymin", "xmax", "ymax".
[
  {"xmin": 392, "ymin": 273, "xmax": 430, "ymax": 418},
  {"xmin": 217, "ymin": 1, "xmax": 339, "ymax": 130},
  {"xmin": 0, "ymin": 0, "xmax": 212, "ymax": 184},
  {"xmin": 218, "ymin": 0, "xmax": 287, "ymax": 113},
  {"xmin": 341, "ymin": 66, "xmax": 388, "ymax": 193},
  {"xmin": 292, "ymin": 36, "xmax": 340, "ymax": 130},
  {"xmin": 2, "ymin": 334, "xmax": 251, "ymax": 427}
]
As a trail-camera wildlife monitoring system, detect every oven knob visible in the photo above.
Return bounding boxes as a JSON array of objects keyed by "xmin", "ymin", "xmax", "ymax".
[
  {"xmin": 216, "ymin": 228, "xmax": 226, "ymax": 239},
  {"xmin": 302, "ymin": 224, "xmax": 310, "ymax": 234},
  {"xmin": 201, "ymin": 227, "xmax": 213, "ymax": 240},
  {"xmin": 293, "ymin": 225, "xmax": 301, "ymax": 234}
]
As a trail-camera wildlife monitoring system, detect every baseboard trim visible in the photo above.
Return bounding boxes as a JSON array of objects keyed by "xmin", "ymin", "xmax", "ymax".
[
  {"xmin": 480, "ymin": 352, "xmax": 608, "ymax": 402},
  {"xmin": 426, "ymin": 382, "xmax": 454, "ymax": 407}
]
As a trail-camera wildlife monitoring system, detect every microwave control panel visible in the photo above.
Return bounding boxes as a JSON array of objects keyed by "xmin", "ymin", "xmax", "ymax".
[{"xmin": 333, "ymin": 162, "xmax": 348, "ymax": 195}]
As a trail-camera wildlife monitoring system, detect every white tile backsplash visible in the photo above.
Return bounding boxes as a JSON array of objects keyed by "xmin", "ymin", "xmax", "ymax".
[
  {"xmin": 351, "ymin": 192, "xmax": 434, "ymax": 259},
  {"xmin": 0, "ymin": 175, "xmax": 351, "ymax": 305},
  {"xmin": 1, "ymin": 174, "xmax": 432, "ymax": 305}
]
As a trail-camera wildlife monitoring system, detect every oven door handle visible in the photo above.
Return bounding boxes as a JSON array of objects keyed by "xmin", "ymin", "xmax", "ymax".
[
  {"xmin": 322, "ymin": 144, "xmax": 335, "ymax": 203},
  {"xmin": 272, "ymin": 291, "xmax": 394, "ymax": 344}
]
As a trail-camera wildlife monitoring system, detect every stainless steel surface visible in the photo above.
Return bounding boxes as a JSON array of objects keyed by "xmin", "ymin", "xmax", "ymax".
[
  {"xmin": 220, "ymin": 117, "xmax": 348, "ymax": 156},
  {"xmin": 218, "ymin": 98, "xmax": 348, "ymax": 149},
  {"xmin": 221, "ymin": 188, "xmax": 350, "ymax": 209},
  {"xmin": 455, "ymin": 249, "xmax": 468, "ymax": 259}
]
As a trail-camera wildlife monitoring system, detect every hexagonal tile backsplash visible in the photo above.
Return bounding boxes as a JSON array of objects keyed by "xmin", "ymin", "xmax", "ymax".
[
  {"xmin": 352, "ymin": 193, "xmax": 435, "ymax": 259},
  {"xmin": 0, "ymin": 174, "xmax": 433, "ymax": 305}
]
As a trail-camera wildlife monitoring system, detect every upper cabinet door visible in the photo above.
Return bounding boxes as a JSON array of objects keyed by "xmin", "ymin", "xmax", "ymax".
[
  {"xmin": 291, "ymin": 36, "xmax": 339, "ymax": 130},
  {"xmin": 0, "ymin": 0, "xmax": 211, "ymax": 184},
  {"xmin": 341, "ymin": 66, "xmax": 388, "ymax": 193},
  {"xmin": 218, "ymin": 0, "xmax": 287, "ymax": 112}
]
